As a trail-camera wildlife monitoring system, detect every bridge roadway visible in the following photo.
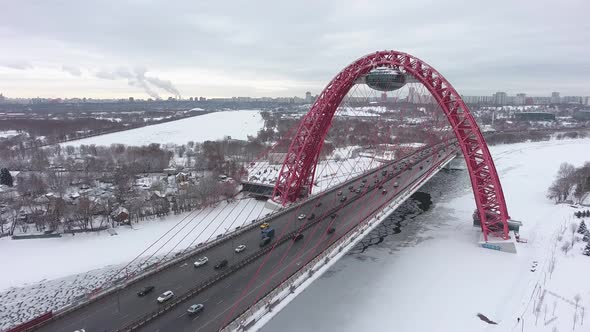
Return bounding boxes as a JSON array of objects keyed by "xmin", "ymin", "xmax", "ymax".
[{"xmin": 36, "ymin": 142, "xmax": 457, "ymax": 332}]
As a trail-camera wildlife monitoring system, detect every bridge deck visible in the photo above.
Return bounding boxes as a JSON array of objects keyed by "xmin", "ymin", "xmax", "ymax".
[{"xmin": 35, "ymin": 143, "xmax": 457, "ymax": 332}]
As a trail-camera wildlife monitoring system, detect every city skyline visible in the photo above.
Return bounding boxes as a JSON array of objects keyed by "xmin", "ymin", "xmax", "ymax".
[{"xmin": 1, "ymin": 0, "xmax": 589, "ymax": 98}]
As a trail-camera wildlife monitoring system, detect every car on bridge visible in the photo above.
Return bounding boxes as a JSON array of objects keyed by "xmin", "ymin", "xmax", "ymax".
[
  {"xmin": 194, "ymin": 257, "xmax": 208, "ymax": 267},
  {"xmin": 348, "ymin": 185, "xmax": 354, "ymax": 191},
  {"xmin": 337, "ymin": 191, "xmax": 343, "ymax": 196},
  {"xmin": 187, "ymin": 303, "xmax": 204, "ymax": 315},
  {"xmin": 297, "ymin": 214, "xmax": 306, "ymax": 220},
  {"xmin": 382, "ymin": 190, "xmax": 388, "ymax": 195},
  {"xmin": 137, "ymin": 285, "xmax": 155, "ymax": 297},
  {"xmin": 293, "ymin": 233, "xmax": 304, "ymax": 242},
  {"xmin": 327, "ymin": 227, "xmax": 336, "ymax": 234},
  {"xmin": 331, "ymin": 213, "xmax": 337, "ymax": 219},
  {"xmin": 214, "ymin": 259, "xmax": 228, "ymax": 270},
  {"xmin": 235, "ymin": 244, "xmax": 246, "ymax": 253},
  {"xmin": 362, "ymin": 178, "xmax": 367, "ymax": 183},
  {"xmin": 157, "ymin": 290, "xmax": 174, "ymax": 303},
  {"xmin": 260, "ymin": 236, "xmax": 272, "ymax": 247},
  {"xmin": 393, "ymin": 182, "xmax": 399, "ymax": 188},
  {"xmin": 355, "ymin": 188, "xmax": 361, "ymax": 193},
  {"xmin": 315, "ymin": 202, "xmax": 322, "ymax": 207},
  {"xmin": 307, "ymin": 213, "xmax": 315, "ymax": 220},
  {"xmin": 260, "ymin": 222, "xmax": 270, "ymax": 229},
  {"xmin": 340, "ymin": 196, "xmax": 347, "ymax": 202}
]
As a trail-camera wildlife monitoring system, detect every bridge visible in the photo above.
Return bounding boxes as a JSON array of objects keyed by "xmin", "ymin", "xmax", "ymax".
[{"xmin": 21, "ymin": 50, "xmax": 513, "ymax": 332}]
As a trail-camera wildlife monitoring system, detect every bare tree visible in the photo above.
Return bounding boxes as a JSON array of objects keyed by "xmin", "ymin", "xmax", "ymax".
[
  {"xmin": 46, "ymin": 170, "xmax": 71, "ymax": 197},
  {"xmin": 561, "ymin": 240, "xmax": 571, "ymax": 254}
]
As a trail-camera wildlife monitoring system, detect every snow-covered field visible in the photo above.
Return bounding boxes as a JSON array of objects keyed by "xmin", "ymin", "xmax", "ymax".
[
  {"xmin": 62, "ymin": 110, "xmax": 264, "ymax": 146},
  {"xmin": 0, "ymin": 197, "xmax": 271, "ymax": 329},
  {"xmin": 262, "ymin": 138, "xmax": 590, "ymax": 332}
]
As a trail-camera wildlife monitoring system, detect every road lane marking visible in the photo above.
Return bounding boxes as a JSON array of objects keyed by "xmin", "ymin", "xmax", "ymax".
[{"xmin": 178, "ymin": 312, "xmax": 187, "ymax": 318}]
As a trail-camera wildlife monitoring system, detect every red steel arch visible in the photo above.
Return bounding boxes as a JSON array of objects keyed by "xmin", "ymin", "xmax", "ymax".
[{"xmin": 272, "ymin": 50, "xmax": 510, "ymax": 241}]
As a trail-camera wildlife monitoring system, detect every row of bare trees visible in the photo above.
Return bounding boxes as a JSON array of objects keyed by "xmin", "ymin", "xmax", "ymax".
[{"xmin": 547, "ymin": 162, "xmax": 590, "ymax": 203}]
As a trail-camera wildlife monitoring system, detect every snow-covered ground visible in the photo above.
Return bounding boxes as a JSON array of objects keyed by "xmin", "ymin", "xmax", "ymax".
[
  {"xmin": 61, "ymin": 110, "xmax": 264, "ymax": 146},
  {"xmin": 249, "ymin": 145, "xmax": 383, "ymax": 194},
  {"xmin": 0, "ymin": 130, "xmax": 21, "ymax": 138},
  {"xmin": 0, "ymin": 197, "xmax": 272, "ymax": 329},
  {"xmin": 262, "ymin": 138, "xmax": 590, "ymax": 332}
]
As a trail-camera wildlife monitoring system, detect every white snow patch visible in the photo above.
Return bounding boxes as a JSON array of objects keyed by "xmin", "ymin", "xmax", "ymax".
[{"xmin": 61, "ymin": 110, "xmax": 264, "ymax": 146}]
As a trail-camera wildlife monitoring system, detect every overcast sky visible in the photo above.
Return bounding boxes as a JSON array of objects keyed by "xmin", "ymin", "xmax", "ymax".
[{"xmin": 0, "ymin": 0, "xmax": 588, "ymax": 99}]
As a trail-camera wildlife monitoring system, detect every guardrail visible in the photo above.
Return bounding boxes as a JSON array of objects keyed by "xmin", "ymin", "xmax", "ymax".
[
  {"xmin": 25, "ymin": 141, "xmax": 455, "ymax": 331},
  {"xmin": 222, "ymin": 148, "xmax": 459, "ymax": 331}
]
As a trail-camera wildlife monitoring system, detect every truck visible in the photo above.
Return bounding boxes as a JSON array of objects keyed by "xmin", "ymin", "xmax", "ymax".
[{"xmin": 261, "ymin": 228, "xmax": 275, "ymax": 239}]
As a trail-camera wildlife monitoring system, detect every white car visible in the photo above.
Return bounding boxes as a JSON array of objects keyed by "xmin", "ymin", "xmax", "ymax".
[
  {"xmin": 297, "ymin": 214, "xmax": 306, "ymax": 220},
  {"xmin": 187, "ymin": 303, "xmax": 204, "ymax": 315},
  {"xmin": 194, "ymin": 257, "xmax": 208, "ymax": 267},
  {"xmin": 235, "ymin": 244, "xmax": 246, "ymax": 253},
  {"xmin": 393, "ymin": 182, "xmax": 399, "ymax": 188},
  {"xmin": 157, "ymin": 290, "xmax": 174, "ymax": 303}
]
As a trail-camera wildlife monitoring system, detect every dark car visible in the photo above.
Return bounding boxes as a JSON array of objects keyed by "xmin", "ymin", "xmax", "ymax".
[
  {"xmin": 362, "ymin": 178, "xmax": 367, "ymax": 183},
  {"xmin": 340, "ymin": 196, "xmax": 347, "ymax": 202},
  {"xmin": 331, "ymin": 213, "xmax": 337, "ymax": 219},
  {"xmin": 307, "ymin": 213, "xmax": 315, "ymax": 220},
  {"xmin": 326, "ymin": 227, "xmax": 336, "ymax": 234},
  {"xmin": 214, "ymin": 259, "xmax": 228, "ymax": 270},
  {"xmin": 260, "ymin": 236, "xmax": 271, "ymax": 247},
  {"xmin": 348, "ymin": 185, "xmax": 354, "ymax": 191},
  {"xmin": 315, "ymin": 202, "xmax": 322, "ymax": 207},
  {"xmin": 293, "ymin": 233, "xmax": 304, "ymax": 242},
  {"xmin": 137, "ymin": 285, "xmax": 155, "ymax": 297}
]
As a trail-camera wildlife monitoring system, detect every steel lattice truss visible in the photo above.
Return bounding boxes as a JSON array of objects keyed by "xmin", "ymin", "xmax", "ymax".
[{"xmin": 272, "ymin": 50, "xmax": 510, "ymax": 241}]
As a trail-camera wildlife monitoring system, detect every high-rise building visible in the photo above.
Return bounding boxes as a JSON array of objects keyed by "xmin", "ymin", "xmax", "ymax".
[
  {"xmin": 0, "ymin": 93, "xmax": 5, "ymax": 103},
  {"xmin": 562, "ymin": 96, "xmax": 583, "ymax": 104},
  {"xmin": 493, "ymin": 91, "xmax": 507, "ymax": 105},
  {"xmin": 551, "ymin": 92, "xmax": 560, "ymax": 104},
  {"xmin": 305, "ymin": 91, "xmax": 312, "ymax": 103},
  {"xmin": 381, "ymin": 92, "xmax": 387, "ymax": 102},
  {"xmin": 515, "ymin": 93, "xmax": 526, "ymax": 105}
]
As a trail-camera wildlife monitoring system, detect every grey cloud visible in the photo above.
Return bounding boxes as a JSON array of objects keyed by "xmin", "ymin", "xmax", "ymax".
[
  {"xmin": 1, "ymin": 0, "xmax": 589, "ymax": 96},
  {"xmin": 1, "ymin": 61, "xmax": 33, "ymax": 70},
  {"xmin": 61, "ymin": 65, "xmax": 82, "ymax": 76}
]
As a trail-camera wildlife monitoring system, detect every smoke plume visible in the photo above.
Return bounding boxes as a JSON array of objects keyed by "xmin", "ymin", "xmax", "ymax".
[{"xmin": 94, "ymin": 66, "xmax": 181, "ymax": 99}]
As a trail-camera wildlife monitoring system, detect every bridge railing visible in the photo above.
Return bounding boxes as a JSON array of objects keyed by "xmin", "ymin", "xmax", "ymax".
[{"xmin": 222, "ymin": 146, "xmax": 459, "ymax": 331}]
